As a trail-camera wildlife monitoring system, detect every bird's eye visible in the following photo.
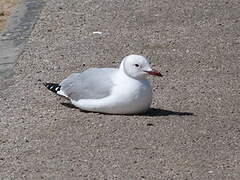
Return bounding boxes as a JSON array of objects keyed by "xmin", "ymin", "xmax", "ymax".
[{"xmin": 134, "ymin": 64, "xmax": 140, "ymax": 67}]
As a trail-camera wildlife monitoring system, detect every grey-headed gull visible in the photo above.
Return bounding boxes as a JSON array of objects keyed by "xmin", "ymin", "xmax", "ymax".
[{"xmin": 44, "ymin": 55, "xmax": 163, "ymax": 114}]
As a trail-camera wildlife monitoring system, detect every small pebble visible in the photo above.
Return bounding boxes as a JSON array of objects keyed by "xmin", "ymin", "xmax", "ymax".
[{"xmin": 146, "ymin": 123, "xmax": 154, "ymax": 126}]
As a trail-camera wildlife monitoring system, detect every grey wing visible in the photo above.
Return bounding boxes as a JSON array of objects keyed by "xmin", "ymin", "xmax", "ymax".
[{"xmin": 60, "ymin": 68, "xmax": 117, "ymax": 101}]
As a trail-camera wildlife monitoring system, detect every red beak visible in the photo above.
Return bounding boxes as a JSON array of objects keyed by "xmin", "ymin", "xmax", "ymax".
[{"xmin": 145, "ymin": 69, "xmax": 163, "ymax": 77}]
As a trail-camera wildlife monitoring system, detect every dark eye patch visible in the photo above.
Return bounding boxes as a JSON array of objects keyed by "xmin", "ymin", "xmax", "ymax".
[{"xmin": 135, "ymin": 64, "xmax": 140, "ymax": 67}]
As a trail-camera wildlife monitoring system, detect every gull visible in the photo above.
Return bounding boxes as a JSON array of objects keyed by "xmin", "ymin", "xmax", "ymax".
[{"xmin": 44, "ymin": 55, "xmax": 163, "ymax": 114}]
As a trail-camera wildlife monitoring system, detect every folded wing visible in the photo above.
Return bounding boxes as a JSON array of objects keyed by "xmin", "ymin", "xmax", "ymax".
[{"xmin": 60, "ymin": 68, "xmax": 117, "ymax": 101}]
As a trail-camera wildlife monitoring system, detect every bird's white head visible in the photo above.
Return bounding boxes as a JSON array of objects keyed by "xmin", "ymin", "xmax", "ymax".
[{"xmin": 121, "ymin": 54, "xmax": 163, "ymax": 79}]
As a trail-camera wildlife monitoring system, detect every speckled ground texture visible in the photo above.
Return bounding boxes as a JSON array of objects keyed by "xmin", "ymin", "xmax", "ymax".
[{"xmin": 0, "ymin": 0, "xmax": 240, "ymax": 179}]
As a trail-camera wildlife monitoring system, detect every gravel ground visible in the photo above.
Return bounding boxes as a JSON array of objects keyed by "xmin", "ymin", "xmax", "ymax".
[{"xmin": 0, "ymin": 0, "xmax": 240, "ymax": 179}]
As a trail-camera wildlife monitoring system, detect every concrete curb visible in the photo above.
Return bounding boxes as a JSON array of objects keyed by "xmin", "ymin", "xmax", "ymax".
[{"xmin": 0, "ymin": 0, "xmax": 45, "ymax": 80}]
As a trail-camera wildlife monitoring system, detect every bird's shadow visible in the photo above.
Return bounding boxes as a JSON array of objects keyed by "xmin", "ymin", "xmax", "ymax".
[
  {"xmin": 61, "ymin": 103, "xmax": 195, "ymax": 117},
  {"xmin": 140, "ymin": 108, "xmax": 195, "ymax": 117}
]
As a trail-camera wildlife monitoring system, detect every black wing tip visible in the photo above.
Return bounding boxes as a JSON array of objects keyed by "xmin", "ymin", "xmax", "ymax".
[
  {"xmin": 43, "ymin": 82, "xmax": 57, "ymax": 87},
  {"xmin": 43, "ymin": 82, "xmax": 61, "ymax": 93}
]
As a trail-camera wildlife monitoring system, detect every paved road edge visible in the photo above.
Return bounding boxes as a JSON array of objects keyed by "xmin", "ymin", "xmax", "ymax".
[{"xmin": 0, "ymin": 0, "xmax": 45, "ymax": 81}]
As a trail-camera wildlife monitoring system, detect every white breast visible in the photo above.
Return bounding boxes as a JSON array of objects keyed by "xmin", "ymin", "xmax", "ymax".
[{"xmin": 106, "ymin": 76, "xmax": 153, "ymax": 114}]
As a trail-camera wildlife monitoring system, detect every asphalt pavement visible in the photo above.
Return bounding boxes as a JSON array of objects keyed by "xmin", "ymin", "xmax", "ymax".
[{"xmin": 0, "ymin": 0, "xmax": 240, "ymax": 179}]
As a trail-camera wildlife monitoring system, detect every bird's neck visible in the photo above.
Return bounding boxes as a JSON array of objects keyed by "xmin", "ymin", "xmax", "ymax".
[
  {"xmin": 118, "ymin": 59, "xmax": 131, "ymax": 79},
  {"xmin": 119, "ymin": 59, "xmax": 125, "ymax": 72}
]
